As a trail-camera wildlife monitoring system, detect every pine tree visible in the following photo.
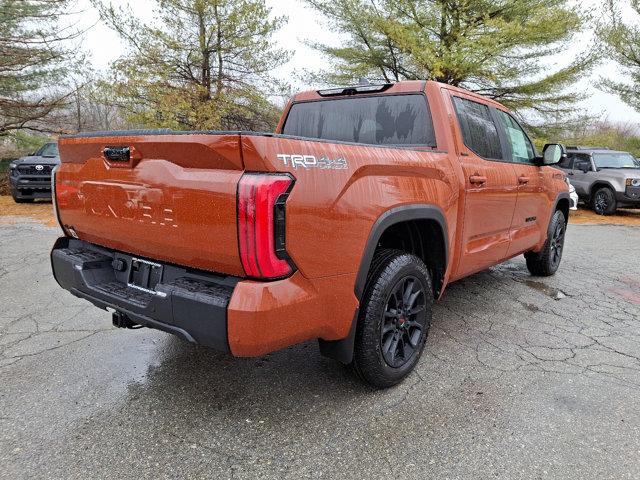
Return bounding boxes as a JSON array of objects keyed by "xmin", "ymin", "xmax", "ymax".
[
  {"xmin": 94, "ymin": 0, "xmax": 290, "ymax": 131},
  {"xmin": 305, "ymin": 0, "xmax": 596, "ymax": 118},
  {"xmin": 600, "ymin": 0, "xmax": 640, "ymax": 112},
  {"xmin": 0, "ymin": 0, "xmax": 82, "ymax": 135}
]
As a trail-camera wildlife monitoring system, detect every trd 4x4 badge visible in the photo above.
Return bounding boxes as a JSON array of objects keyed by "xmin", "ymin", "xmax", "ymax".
[{"xmin": 276, "ymin": 154, "xmax": 348, "ymax": 170}]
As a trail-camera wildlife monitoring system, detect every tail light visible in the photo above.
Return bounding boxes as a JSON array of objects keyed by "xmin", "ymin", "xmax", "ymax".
[
  {"xmin": 237, "ymin": 173, "xmax": 295, "ymax": 279},
  {"xmin": 52, "ymin": 166, "xmax": 78, "ymax": 237}
]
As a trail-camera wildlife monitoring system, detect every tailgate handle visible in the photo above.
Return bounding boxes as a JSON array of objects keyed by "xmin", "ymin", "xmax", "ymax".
[{"xmin": 103, "ymin": 146, "xmax": 131, "ymax": 162}]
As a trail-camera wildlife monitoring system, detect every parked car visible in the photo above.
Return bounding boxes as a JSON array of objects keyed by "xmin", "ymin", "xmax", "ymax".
[
  {"xmin": 567, "ymin": 178, "xmax": 579, "ymax": 210},
  {"xmin": 557, "ymin": 147, "xmax": 640, "ymax": 215},
  {"xmin": 9, "ymin": 142, "xmax": 60, "ymax": 203},
  {"xmin": 50, "ymin": 81, "xmax": 570, "ymax": 388}
]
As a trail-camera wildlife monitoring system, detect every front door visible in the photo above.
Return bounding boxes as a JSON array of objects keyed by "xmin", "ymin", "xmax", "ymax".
[
  {"xmin": 449, "ymin": 95, "xmax": 519, "ymax": 278},
  {"xmin": 567, "ymin": 154, "xmax": 594, "ymax": 197},
  {"xmin": 494, "ymin": 110, "xmax": 547, "ymax": 256}
]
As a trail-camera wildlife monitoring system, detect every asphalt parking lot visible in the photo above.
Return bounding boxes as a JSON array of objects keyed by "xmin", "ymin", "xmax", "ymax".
[{"xmin": 1, "ymin": 202, "xmax": 640, "ymax": 479}]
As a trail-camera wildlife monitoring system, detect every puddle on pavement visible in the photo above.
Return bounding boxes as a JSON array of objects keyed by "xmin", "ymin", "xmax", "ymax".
[{"xmin": 523, "ymin": 280, "xmax": 567, "ymax": 300}]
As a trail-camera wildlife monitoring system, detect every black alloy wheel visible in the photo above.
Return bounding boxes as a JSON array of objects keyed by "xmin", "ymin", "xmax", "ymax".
[
  {"xmin": 548, "ymin": 220, "xmax": 565, "ymax": 270},
  {"xmin": 592, "ymin": 187, "xmax": 617, "ymax": 216},
  {"xmin": 525, "ymin": 209, "xmax": 567, "ymax": 277},
  {"xmin": 350, "ymin": 249, "xmax": 433, "ymax": 388},
  {"xmin": 594, "ymin": 190, "xmax": 608, "ymax": 214},
  {"xmin": 380, "ymin": 276, "xmax": 427, "ymax": 368}
]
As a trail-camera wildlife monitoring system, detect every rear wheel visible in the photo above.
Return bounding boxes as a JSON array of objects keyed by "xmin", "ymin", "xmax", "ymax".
[
  {"xmin": 350, "ymin": 249, "xmax": 433, "ymax": 388},
  {"xmin": 591, "ymin": 187, "xmax": 616, "ymax": 215},
  {"xmin": 525, "ymin": 210, "xmax": 567, "ymax": 277}
]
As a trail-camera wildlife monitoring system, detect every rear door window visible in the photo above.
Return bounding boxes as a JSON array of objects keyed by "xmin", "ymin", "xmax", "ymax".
[
  {"xmin": 452, "ymin": 97, "xmax": 503, "ymax": 160},
  {"xmin": 282, "ymin": 94, "xmax": 436, "ymax": 147}
]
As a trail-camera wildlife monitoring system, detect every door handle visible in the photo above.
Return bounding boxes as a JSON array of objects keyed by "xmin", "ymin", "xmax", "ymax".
[
  {"xmin": 469, "ymin": 174, "xmax": 487, "ymax": 185},
  {"xmin": 567, "ymin": 172, "xmax": 574, "ymax": 176},
  {"xmin": 518, "ymin": 175, "xmax": 530, "ymax": 185}
]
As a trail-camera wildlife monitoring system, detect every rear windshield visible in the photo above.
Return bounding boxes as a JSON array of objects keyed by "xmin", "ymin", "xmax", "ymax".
[{"xmin": 282, "ymin": 94, "xmax": 436, "ymax": 147}]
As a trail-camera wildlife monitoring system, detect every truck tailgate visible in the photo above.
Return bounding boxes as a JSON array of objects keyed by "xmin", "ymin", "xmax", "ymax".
[{"xmin": 56, "ymin": 133, "xmax": 245, "ymax": 277}]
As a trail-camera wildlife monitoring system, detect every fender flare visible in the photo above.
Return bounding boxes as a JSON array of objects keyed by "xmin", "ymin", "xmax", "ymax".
[
  {"xmin": 319, "ymin": 204, "xmax": 448, "ymax": 364},
  {"xmin": 552, "ymin": 192, "xmax": 571, "ymax": 230},
  {"xmin": 588, "ymin": 181, "xmax": 617, "ymax": 199},
  {"xmin": 354, "ymin": 204, "xmax": 449, "ymax": 300}
]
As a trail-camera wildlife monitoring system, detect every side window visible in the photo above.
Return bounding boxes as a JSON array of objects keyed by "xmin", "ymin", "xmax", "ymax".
[
  {"xmin": 452, "ymin": 96, "xmax": 503, "ymax": 160},
  {"xmin": 495, "ymin": 110, "xmax": 536, "ymax": 164},
  {"xmin": 558, "ymin": 153, "xmax": 574, "ymax": 169},
  {"xmin": 573, "ymin": 155, "xmax": 592, "ymax": 172}
]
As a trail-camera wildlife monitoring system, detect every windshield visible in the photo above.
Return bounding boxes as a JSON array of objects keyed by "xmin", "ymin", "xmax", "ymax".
[
  {"xmin": 36, "ymin": 143, "xmax": 59, "ymax": 157},
  {"xmin": 592, "ymin": 152, "xmax": 639, "ymax": 169}
]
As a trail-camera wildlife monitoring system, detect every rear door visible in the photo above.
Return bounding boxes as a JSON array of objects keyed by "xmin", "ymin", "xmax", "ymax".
[
  {"xmin": 493, "ymin": 109, "xmax": 547, "ymax": 257},
  {"xmin": 449, "ymin": 95, "xmax": 519, "ymax": 278}
]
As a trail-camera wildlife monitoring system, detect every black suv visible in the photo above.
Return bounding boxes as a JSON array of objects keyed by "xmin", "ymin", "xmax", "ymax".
[{"xmin": 9, "ymin": 142, "xmax": 60, "ymax": 203}]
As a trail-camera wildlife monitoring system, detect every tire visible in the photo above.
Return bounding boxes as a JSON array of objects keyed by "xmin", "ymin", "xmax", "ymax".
[
  {"xmin": 350, "ymin": 249, "xmax": 433, "ymax": 389},
  {"xmin": 591, "ymin": 187, "xmax": 617, "ymax": 215},
  {"xmin": 525, "ymin": 210, "xmax": 567, "ymax": 277}
]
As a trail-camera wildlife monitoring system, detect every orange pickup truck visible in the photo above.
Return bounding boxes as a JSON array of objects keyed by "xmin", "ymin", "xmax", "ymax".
[{"xmin": 51, "ymin": 81, "xmax": 570, "ymax": 387}]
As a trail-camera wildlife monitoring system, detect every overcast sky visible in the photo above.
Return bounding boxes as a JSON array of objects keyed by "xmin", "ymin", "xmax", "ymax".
[{"xmin": 77, "ymin": 0, "xmax": 640, "ymax": 124}]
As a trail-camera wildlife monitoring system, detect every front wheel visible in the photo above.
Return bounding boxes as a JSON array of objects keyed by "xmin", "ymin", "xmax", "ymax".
[
  {"xmin": 525, "ymin": 210, "xmax": 567, "ymax": 277},
  {"xmin": 350, "ymin": 249, "xmax": 433, "ymax": 388},
  {"xmin": 591, "ymin": 187, "xmax": 617, "ymax": 215}
]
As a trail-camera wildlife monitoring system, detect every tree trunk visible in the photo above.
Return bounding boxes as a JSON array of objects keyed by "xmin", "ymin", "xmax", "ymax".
[{"xmin": 197, "ymin": 3, "xmax": 211, "ymax": 101}]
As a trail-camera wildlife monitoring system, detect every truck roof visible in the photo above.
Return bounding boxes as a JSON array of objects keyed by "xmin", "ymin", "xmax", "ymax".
[
  {"xmin": 292, "ymin": 80, "xmax": 509, "ymax": 111},
  {"xmin": 566, "ymin": 147, "xmax": 629, "ymax": 155}
]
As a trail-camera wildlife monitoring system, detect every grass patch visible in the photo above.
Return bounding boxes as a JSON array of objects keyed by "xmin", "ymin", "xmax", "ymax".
[{"xmin": 0, "ymin": 159, "xmax": 13, "ymax": 174}]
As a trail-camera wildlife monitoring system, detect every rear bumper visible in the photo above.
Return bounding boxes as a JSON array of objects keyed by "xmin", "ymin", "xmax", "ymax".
[
  {"xmin": 51, "ymin": 238, "xmax": 359, "ymax": 357},
  {"xmin": 51, "ymin": 237, "xmax": 238, "ymax": 352}
]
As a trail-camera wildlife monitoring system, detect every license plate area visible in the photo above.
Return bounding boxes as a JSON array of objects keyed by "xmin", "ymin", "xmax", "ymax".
[{"xmin": 128, "ymin": 258, "xmax": 163, "ymax": 295}]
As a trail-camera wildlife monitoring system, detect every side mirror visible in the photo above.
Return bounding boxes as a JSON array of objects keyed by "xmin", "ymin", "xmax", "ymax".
[
  {"xmin": 541, "ymin": 143, "xmax": 567, "ymax": 165},
  {"xmin": 581, "ymin": 164, "xmax": 591, "ymax": 174}
]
